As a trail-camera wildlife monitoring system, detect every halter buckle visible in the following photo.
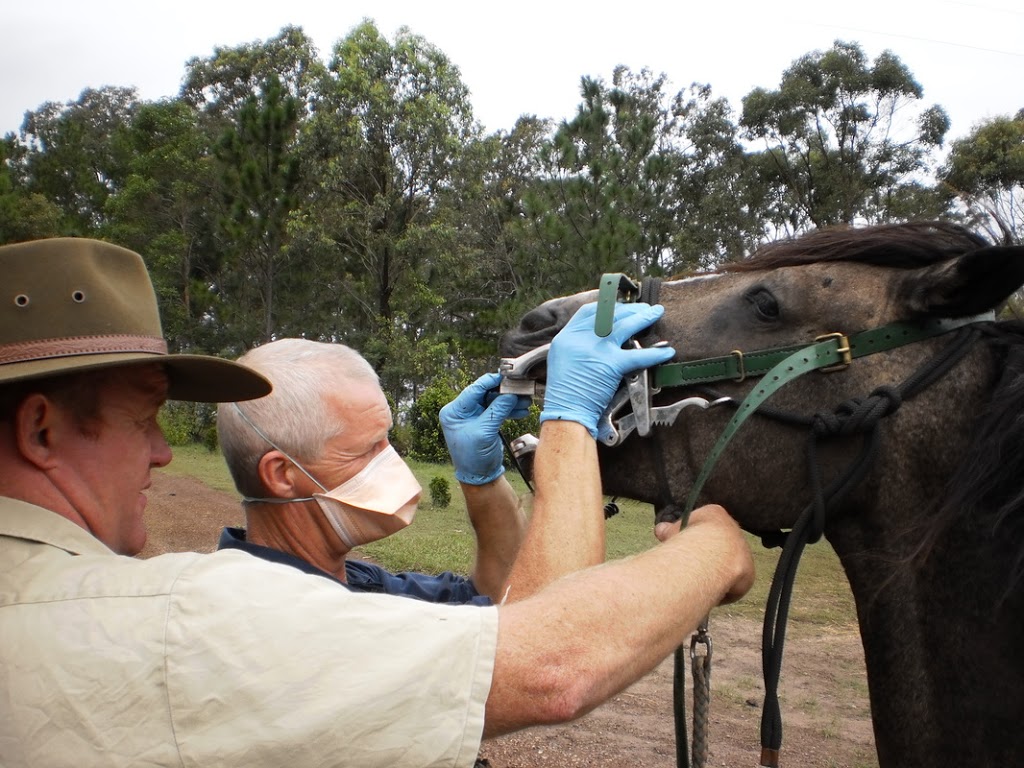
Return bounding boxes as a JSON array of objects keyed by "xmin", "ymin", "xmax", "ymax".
[{"xmin": 814, "ymin": 332, "xmax": 851, "ymax": 372}]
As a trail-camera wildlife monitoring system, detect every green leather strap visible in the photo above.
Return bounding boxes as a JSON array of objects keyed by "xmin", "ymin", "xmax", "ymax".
[
  {"xmin": 654, "ymin": 315, "xmax": 991, "ymax": 390},
  {"xmin": 680, "ymin": 313, "xmax": 993, "ymax": 517}
]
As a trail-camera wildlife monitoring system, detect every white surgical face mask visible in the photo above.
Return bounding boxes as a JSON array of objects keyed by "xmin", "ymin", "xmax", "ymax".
[
  {"xmin": 313, "ymin": 445, "xmax": 421, "ymax": 549},
  {"xmin": 234, "ymin": 404, "xmax": 421, "ymax": 549}
]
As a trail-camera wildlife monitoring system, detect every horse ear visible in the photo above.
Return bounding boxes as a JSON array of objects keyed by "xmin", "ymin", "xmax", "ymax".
[{"xmin": 899, "ymin": 246, "xmax": 1024, "ymax": 317}]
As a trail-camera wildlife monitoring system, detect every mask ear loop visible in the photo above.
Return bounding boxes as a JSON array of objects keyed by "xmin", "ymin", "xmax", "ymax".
[{"xmin": 231, "ymin": 403, "xmax": 328, "ymax": 502}]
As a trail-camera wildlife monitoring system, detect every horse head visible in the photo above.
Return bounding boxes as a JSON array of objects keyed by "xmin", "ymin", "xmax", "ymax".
[
  {"xmin": 500, "ymin": 221, "xmax": 1024, "ymax": 767},
  {"xmin": 502, "ymin": 222, "xmax": 1024, "ymax": 533}
]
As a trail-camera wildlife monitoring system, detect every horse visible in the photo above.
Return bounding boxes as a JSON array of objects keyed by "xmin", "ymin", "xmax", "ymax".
[{"xmin": 498, "ymin": 221, "xmax": 1024, "ymax": 768}]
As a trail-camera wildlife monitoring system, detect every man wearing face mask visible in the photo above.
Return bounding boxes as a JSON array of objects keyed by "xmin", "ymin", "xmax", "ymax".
[
  {"xmin": 1, "ymin": 236, "xmax": 755, "ymax": 768},
  {"xmin": 215, "ymin": 338, "xmax": 531, "ymax": 605}
]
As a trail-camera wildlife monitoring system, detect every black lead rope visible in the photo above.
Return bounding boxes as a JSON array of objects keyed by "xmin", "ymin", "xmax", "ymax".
[{"xmin": 757, "ymin": 325, "xmax": 981, "ymax": 766}]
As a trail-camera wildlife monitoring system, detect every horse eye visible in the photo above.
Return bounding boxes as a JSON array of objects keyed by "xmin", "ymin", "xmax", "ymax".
[{"xmin": 745, "ymin": 287, "xmax": 780, "ymax": 321}]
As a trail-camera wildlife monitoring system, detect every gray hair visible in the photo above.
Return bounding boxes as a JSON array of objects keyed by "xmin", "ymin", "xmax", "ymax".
[{"xmin": 217, "ymin": 339, "xmax": 381, "ymax": 497}]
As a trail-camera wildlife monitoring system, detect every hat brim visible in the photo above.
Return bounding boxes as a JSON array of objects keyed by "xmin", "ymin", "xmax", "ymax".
[{"xmin": 0, "ymin": 352, "xmax": 271, "ymax": 403}]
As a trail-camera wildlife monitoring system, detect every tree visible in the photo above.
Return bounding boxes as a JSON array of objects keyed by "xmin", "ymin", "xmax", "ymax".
[
  {"xmin": 180, "ymin": 25, "xmax": 323, "ymax": 126},
  {"xmin": 0, "ymin": 134, "xmax": 61, "ymax": 244},
  {"xmin": 299, "ymin": 20, "xmax": 478, "ymax": 404},
  {"xmin": 102, "ymin": 100, "xmax": 226, "ymax": 354},
  {"xmin": 20, "ymin": 86, "xmax": 139, "ymax": 235},
  {"xmin": 426, "ymin": 115, "xmax": 557, "ymax": 366},
  {"xmin": 741, "ymin": 40, "xmax": 950, "ymax": 233},
  {"xmin": 215, "ymin": 74, "xmax": 302, "ymax": 343},
  {"xmin": 530, "ymin": 68, "xmax": 680, "ymax": 287},
  {"xmin": 524, "ymin": 68, "xmax": 759, "ymax": 288},
  {"xmin": 941, "ymin": 111, "xmax": 1024, "ymax": 245},
  {"xmin": 666, "ymin": 83, "xmax": 765, "ymax": 268}
]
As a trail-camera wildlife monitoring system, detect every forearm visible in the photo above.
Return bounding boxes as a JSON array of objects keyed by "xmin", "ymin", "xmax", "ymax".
[
  {"xmin": 483, "ymin": 507, "xmax": 753, "ymax": 737},
  {"xmin": 500, "ymin": 421, "xmax": 606, "ymax": 602},
  {"xmin": 463, "ymin": 477, "xmax": 527, "ymax": 602}
]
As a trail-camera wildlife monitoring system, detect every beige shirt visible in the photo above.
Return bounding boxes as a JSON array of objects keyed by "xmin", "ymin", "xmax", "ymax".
[{"xmin": 0, "ymin": 497, "xmax": 497, "ymax": 767}]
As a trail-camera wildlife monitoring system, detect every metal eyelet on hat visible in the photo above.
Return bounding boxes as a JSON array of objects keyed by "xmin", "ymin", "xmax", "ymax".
[
  {"xmin": 72, "ymin": 290, "xmax": 86, "ymax": 303},
  {"xmin": 14, "ymin": 294, "xmax": 30, "ymax": 307}
]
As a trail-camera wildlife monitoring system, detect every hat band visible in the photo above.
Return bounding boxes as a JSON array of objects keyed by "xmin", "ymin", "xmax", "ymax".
[{"xmin": 0, "ymin": 334, "xmax": 168, "ymax": 365}]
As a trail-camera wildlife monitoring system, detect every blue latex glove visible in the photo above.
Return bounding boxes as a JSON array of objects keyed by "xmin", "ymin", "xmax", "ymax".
[
  {"xmin": 440, "ymin": 372, "xmax": 532, "ymax": 485},
  {"xmin": 540, "ymin": 302, "xmax": 675, "ymax": 438}
]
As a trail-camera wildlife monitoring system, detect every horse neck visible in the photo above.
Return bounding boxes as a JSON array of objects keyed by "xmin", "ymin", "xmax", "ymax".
[
  {"xmin": 823, "ymin": 342, "xmax": 1024, "ymax": 767},
  {"xmin": 828, "ymin": 515, "xmax": 1024, "ymax": 766}
]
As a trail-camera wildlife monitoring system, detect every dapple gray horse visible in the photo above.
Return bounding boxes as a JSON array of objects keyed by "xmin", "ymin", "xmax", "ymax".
[{"xmin": 500, "ymin": 222, "xmax": 1024, "ymax": 767}]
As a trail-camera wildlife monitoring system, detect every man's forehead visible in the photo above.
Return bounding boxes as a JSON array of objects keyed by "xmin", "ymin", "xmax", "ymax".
[
  {"xmin": 329, "ymin": 379, "xmax": 391, "ymax": 425},
  {"xmin": 118, "ymin": 364, "xmax": 170, "ymax": 400}
]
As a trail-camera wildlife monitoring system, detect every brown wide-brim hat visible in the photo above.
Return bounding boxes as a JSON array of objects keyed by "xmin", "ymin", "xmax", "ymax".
[{"xmin": 0, "ymin": 237, "xmax": 271, "ymax": 402}]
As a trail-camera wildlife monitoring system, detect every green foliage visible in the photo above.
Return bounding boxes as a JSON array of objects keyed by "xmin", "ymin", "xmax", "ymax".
[
  {"xmin": 158, "ymin": 402, "xmax": 217, "ymax": 448},
  {"xmin": 101, "ymin": 100, "xmax": 228, "ymax": 353},
  {"xmin": 215, "ymin": 73, "xmax": 302, "ymax": 343},
  {"xmin": 500, "ymin": 401, "xmax": 541, "ymax": 450},
  {"xmin": 0, "ymin": 135, "xmax": 62, "ymax": 244},
  {"xmin": 428, "ymin": 475, "xmax": 451, "ymax": 508},
  {"xmin": 5, "ymin": 21, "xmax": 986, "ymax": 406},
  {"xmin": 180, "ymin": 26, "xmax": 322, "ymax": 125},
  {"xmin": 526, "ymin": 68, "xmax": 759, "ymax": 289},
  {"xmin": 406, "ymin": 376, "xmax": 464, "ymax": 463},
  {"xmin": 941, "ymin": 112, "xmax": 1024, "ymax": 245},
  {"xmin": 740, "ymin": 40, "xmax": 950, "ymax": 233},
  {"xmin": 20, "ymin": 86, "xmax": 139, "ymax": 236},
  {"xmin": 295, "ymin": 20, "xmax": 479, "ymax": 383}
]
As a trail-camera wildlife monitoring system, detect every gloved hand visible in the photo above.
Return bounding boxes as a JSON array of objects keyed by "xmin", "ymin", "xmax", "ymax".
[
  {"xmin": 440, "ymin": 372, "xmax": 532, "ymax": 485},
  {"xmin": 540, "ymin": 302, "xmax": 675, "ymax": 438}
]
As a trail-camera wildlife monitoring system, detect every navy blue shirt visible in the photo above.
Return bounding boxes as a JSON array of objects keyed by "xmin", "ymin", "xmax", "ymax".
[{"xmin": 216, "ymin": 527, "xmax": 492, "ymax": 606}]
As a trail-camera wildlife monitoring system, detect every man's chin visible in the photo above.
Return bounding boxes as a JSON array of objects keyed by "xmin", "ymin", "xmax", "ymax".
[{"xmin": 123, "ymin": 495, "xmax": 149, "ymax": 556}]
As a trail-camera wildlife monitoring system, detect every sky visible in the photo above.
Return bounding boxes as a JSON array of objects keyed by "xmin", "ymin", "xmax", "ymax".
[{"xmin": 3, "ymin": 0, "xmax": 1022, "ymax": 144}]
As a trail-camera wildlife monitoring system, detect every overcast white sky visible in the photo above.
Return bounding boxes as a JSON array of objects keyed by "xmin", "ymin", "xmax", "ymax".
[{"xmin": 3, "ymin": 0, "xmax": 1022, "ymax": 143}]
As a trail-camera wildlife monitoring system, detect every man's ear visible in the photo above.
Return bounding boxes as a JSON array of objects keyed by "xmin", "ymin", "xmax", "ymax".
[
  {"xmin": 257, "ymin": 450, "xmax": 303, "ymax": 498},
  {"xmin": 14, "ymin": 393, "xmax": 61, "ymax": 470}
]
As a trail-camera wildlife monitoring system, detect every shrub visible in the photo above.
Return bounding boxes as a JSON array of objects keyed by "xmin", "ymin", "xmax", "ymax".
[
  {"xmin": 429, "ymin": 475, "xmax": 451, "ymax": 508},
  {"xmin": 159, "ymin": 401, "xmax": 217, "ymax": 447},
  {"xmin": 407, "ymin": 377, "xmax": 463, "ymax": 463}
]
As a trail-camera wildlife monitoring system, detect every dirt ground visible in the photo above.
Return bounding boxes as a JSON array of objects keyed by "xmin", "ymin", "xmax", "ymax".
[{"xmin": 141, "ymin": 470, "xmax": 878, "ymax": 768}]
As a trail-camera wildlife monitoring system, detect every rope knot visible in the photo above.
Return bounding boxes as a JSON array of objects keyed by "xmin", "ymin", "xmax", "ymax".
[
  {"xmin": 869, "ymin": 384, "xmax": 903, "ymax": 415},
  {"xmin": 811, "ymin": 384, "xmax": 903, "ymax": 437}
]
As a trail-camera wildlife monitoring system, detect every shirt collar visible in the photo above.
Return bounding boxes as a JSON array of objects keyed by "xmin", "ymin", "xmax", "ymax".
[{"xmin": 0, "ymin": 496, "xmax": 115, "ymax": 556}]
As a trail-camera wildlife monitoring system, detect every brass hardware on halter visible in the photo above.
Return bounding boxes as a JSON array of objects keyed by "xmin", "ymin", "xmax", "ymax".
[
  {"xmin": 730, "ymin": 349, "xmax": 746, "ymax": 382},
  {"xmin": 814, "ymin": 332, "xmax": 852, "ymax": 373}
]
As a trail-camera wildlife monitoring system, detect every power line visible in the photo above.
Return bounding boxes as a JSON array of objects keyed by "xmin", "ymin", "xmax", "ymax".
[{"xmin": 803, "ymin": 22, "xmax": 1023, "ymax": 58}]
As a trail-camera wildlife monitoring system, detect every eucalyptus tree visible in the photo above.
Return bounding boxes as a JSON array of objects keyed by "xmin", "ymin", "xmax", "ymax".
[
  {"xmin": 940, "ymin": 111, "xmax": 1024, "ymax": 245},
  {"xmin": 741, "ymin": 40, "xmax": 950, "ymax": 233},
  {"xmin": 180, "ymin": 25, "xmax": 323, "ymax": 126},
  {"xmin": 0, "ymin": 134, "xmax": 61, "ymax": 244},
  {"xmin": 299, "ymin": 20, "xmax": 478, "ymax": 402},
  {"xmin": 19, "ymin": 86, "xmax": 139, "ymax": 235},
  {"xmin": 666, "ymin": 83, "xmax": 765, "ymax": 268}
]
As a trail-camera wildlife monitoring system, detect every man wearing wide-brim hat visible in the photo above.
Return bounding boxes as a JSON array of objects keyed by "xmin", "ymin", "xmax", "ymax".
[
  {"xmin": 0, "ymin": 237, "xmax": 753, "ymax": 768},
  {"xmin": 0, "ymin": 237, "xmax": 271, "ymax": 554}
]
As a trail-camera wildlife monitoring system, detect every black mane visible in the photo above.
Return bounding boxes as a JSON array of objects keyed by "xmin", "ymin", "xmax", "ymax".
[
  {"xmin": 929, "ymin": 321, "xmax": 1024, "ymax": 589},
  {"xmin": 723, "ymin": 221, "xmax": 991, "ymax": 272}
]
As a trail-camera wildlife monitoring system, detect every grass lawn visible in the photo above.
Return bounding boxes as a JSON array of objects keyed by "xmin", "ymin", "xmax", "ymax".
[{"xmin": 166, "ymin": 444, "xmax": 859, "ymax": 631}]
